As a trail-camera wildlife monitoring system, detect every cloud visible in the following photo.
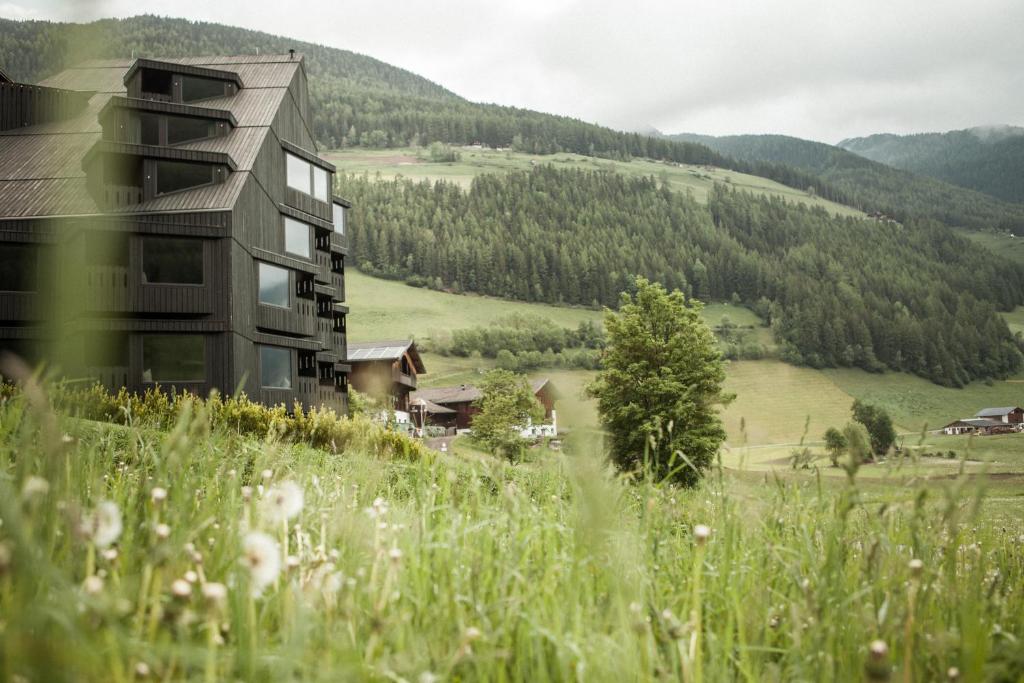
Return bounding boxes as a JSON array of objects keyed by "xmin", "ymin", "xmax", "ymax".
[{"xmin": 17, "ymin": 0, "xmax": 1024, "ymax": 142}]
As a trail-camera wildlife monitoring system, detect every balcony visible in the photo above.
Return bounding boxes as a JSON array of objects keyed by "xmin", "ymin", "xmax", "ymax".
[{"xmin": 392, "ymin": 366, "xmax": 417, "ymax": 389}]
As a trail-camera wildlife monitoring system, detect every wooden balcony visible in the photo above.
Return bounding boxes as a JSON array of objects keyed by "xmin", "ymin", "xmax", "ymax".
[{"xmin": 392, "ymin": 366, "xmax": 416, "ymax": 389}]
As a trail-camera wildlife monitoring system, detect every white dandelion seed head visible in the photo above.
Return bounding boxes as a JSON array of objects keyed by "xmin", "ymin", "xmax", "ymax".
[
  {"xmin": 155, "ymin": 523, "xmax": 171, "ymax": 540},
  {"xmin": 242, "ymin": 531, "xmax": 281, "ymax": 592},
  {"xmin": 102, "ymin": 548, "xmax": 118, "ymax": 562},
  {"xmin": 261, "ymin": 469, "xmax": 273, "ymax": 482},
  {"xmin": 202, "ymin": 582, "xmax": 227, "ymax": 605},
  {"xmin": 261, "ymin": 481, "xmax": 304, "ymax": 524},
  {"xmin": 389, "ymin": 547, "xmax": 403, "ymax": 563},
  {"xmin": 465, "ymin": 626, "xmax": 482, "ymax": 641},
  {"xmin": 82, "ymin": 574, "xmax": 104, "ymax": 596},
  {"xmin": 150, "ymin": 487, "xmax": 168, "ymax": 504},
  {"xmin": 171, "ymin": 578, "xmax": 192, "ymax": 598},
  {"xmin": 83, "ymin": 501, "xmax": 123, "ymax": 549},
  {"xmin": 286, "ymin": 555, "xmax": 300, "ymax": 571},
  {"xmin": 909, "ymin": 558, "xmax": 924, "ymax": 576},
  {"xmin": 241, "ymin": 485, "xmax": 253, "ymax": 502},
  {"xmin": 870, "ymin": 640, "xmax": 888, "ymax": 658},
  {"xmin": 694, "ymin": 524, "xmax": 711, "ymax": 544},
  {"xmin": 134, "ymin": 662, "xmax": 151, "ymax": 678},
  {"xmin": 419, "ymin": 673, "xmax": 440, "ymax": 683},
  {"xmin": 184, "ymin": 570, "xmax": 198, "ymax": 584},
  {"xmin": 21, "ymin": 476, "xmax": 50, "ymax": 500}
]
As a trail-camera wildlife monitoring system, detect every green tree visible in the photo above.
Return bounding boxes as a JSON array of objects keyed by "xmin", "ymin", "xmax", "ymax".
[
  {"xmin": 840, "ymin": 422, "xmax": 872, "ymax": 480},
  {"xmin": 587, "ymin": 277, "xmax": 733, "ymax": 486},
  {"xmin": 823, "ymin": 426, "xmax": 847, "ymax": 466},
  {"xmin": 851, "ymin": 400, "xmax": 897, "ymax": 457},
  {"xmin": 471, "ymin": 369, "xmax": 544, "ymax": 460}
]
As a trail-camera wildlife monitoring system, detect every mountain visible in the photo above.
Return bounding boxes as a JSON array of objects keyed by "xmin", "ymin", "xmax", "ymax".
[
  {"xmin": 668, "ymin": 133, "xmax": 1024, "ymax": 231},
  {"xmin": 839, "ymin": 126, "xmax": 1024, "ymax": 204}
]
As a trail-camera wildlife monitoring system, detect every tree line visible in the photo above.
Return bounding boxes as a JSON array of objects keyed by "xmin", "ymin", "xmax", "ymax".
[{"xmin": 337, "ymin": 166, "xmax": 1024, "ymax": 386}]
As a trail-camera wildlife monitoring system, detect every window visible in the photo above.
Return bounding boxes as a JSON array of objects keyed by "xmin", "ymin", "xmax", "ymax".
[
  {"xmin": 332, "ymin": 203, "xmax": 346, "ymax": 234},
  {"xmin": 260, "ymin": 345, "xmax": 292, "ymax": 389},
  {"xmin": 181, "ymin": 76, "xmax": 225, "ymax": 103},
  {"xmin": 0, "ymin": 244, "xmax": 37, "ymax": 291},
  {"xmin": 167, "ymin": 116, "xmax": 213, "ymax": 145},
  {"xmin": 139, "ymin": 113, "xmax": 160, "ymax": 145},
  {"xmin": 286, "ymin": 153, "xmax": 311, "ymax": 194},
  {"xmin": 142, "ymin": 335, "xmax": 205, "ymax": 383},
  {"xmin": 142, "ymin": 237, "xmax": 203, "ymax": 284},
  {"xmin": 258, "ymin": 263, "xmax": 290, "ymax": 307},
  {"xmin": 284, "ymin": 217, "xmax": 311, "ymax": 258},
  {"xmin": 84, "ymin": 333, "xmax": 129, "ymax": 367},
  {"xmin": 86, "ymin": 232, "xmax": 129, "ymax": 267},
  {"xmin": 156, "ymin": 161, "xmax": 213, "ymax": 195},
  {"xmin": 313, "ymin": 166, "xmax": 330, "ymax": 201},
  {"xmin": 140, "ymin": 69, "xmax": 172, "ymax": 97}
]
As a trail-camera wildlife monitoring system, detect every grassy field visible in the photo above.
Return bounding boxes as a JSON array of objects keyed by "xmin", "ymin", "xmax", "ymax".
[
  {"xmin": 2, "ymin": 380, "xmax": 1023, "ymax": 681},
  {"xmin": 956, "ymin": 227, "xmax": 1024, "ymax": 267},
  {"xmin": 326, "ymin": 146, "xmax": 864, "ymax": 217}
]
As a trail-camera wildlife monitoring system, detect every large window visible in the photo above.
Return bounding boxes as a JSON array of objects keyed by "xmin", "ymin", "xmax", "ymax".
[
  {"xmin": 313, "ymin": 166, "xmax": 330, "ymax": 201},
  {"xmin": 140, "ymin": 69, "xmax": 172, "ymax": 97},
  {"xmin": 284, "ymin": 217, "xmax": 311, "ymax": 257},
  {"xmin": 260, "ymin": 345, "xmax": 292, "ymax": 389},
  {"xmin": 258, "ymin": 263, "xmax": 290, "ymax": 308},
  {"xmin": 181, "ymin": 76, "xmax": 225, "ymax": 103},
  {"xmin": 142, "ymin": 237, "xmax": 203, "ymax": 284},
  {"xmin": 156, "ymin": 161, "xmax": 213, "ymax": 195},
  {"xmin": 332, "ymin": 202, "xmax": 346, "ymax": 234},
  {"xmin": 0, "ymin": 243, "xmax": 37, "ymax": 291},
  {"xmin": 286, "ymin": 153, "xmax": 311, "ymax": 194},
  {"xmin": 139, "ymin": 113, "xmax": 160, "ymax": 145},
  {"xmin": 142, "ymin": 335, "xmax": 205, "ymax": 383},
  {"xmin": 167, "ymin": 116, "xmax": 213, "ymax": 145}
]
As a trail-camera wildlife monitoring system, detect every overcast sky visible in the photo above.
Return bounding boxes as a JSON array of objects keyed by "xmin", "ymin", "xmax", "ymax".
[{"xmin": 6, "ymin": 0, "xmax": 1023, "ymax": 142}]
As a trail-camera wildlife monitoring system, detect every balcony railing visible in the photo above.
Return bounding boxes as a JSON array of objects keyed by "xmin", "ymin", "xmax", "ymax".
[{"xmin": 392, "ymin": 367, "xmax": 416, "ymax": 389}]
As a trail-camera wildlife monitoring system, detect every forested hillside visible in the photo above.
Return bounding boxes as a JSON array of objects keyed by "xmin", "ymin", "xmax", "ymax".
[
  {"xmin": 839, "ymin": 127, "xmax": 1024, "ymax": 204},
  {"xmin": 338, "ymin": 166, "xmax": 1024, "ymax": 386},
  {"xmin": 671, "ymin": 133, "xmax": 1024, "ymax": 231}
]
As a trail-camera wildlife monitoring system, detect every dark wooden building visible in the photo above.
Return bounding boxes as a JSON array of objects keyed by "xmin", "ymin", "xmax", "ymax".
[
  {"xmin": 974, "ymin": 406, "xmax": 1024, "ymax": 426},
  {"xmin": 411, "ymin": 378, "xmax": 560, "ymax": 433},
  {"xmin": 0, "ymin": 54, "xmax": 351, "ymax": 412},
  {"xmin": 347, "ymin": 340, "xmax": 425, "ymax": 421}
]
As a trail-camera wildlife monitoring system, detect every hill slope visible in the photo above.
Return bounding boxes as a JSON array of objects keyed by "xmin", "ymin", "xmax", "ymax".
[
  {"xmin": 839, "ymin": 126, "xmax": 1024, "ymax": 204},
  {"xmin": 670, "ymin": 133, "xmax": 1024, "ymax": 230}
]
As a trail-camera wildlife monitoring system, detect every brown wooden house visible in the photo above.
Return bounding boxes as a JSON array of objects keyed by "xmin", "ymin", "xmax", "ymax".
[
  {"xmin": 411, "ymin": 377, "xmax": 561, "ymax": 432},
  {"xmin": 0, "ymin": 54, "xmax": 350, "ymax": 412},
  {"xmin": 347, "ymin": 340, "xmax": 425, "ymax": 418}
]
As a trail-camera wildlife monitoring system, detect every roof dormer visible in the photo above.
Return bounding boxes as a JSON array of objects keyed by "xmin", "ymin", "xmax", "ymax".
[{"xmin": 123, "ymin": 59, "xmax": 243, "ymax": 104}]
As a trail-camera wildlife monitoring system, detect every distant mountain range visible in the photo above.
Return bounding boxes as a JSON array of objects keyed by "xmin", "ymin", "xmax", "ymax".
[{"xmin": 838, "ymin": 127, "xmax": 1024, "ymax": 204}]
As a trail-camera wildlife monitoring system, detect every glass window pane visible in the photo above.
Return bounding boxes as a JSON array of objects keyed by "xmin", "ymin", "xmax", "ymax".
[
  {"xmin": 181, "ymin": 76, "xmax": 225, "ymax": 103},
  {"xmin": 0, "ymin": 243, "xmax": 37, "ymax": 291},
  {"xmin": 286, "ymin": 153, "xmax": 310, "ymax": 193},
  {"xmin": 143, "ymin": 237, "xmax": 203, "ymax": 284},
  {"xmin": 312, "ymin": 166, "xmax": 329, "ymax": 201},
  {"xmin": 156, "ymin": 161, "xmax": 212, "ymax": 195},
  {"xmin": 332, "ymin": 203, "xmax": 345, "ymax": 234},
  {"xmin": 84, "ymin": 333, "xmax": 129, "ymax": 367},
  {"xmin": 140, "ymin": 69, "xmax": 172, "ymax": 97},
  {"xmin": 139, "ymin": 113, "xmax": 160, "ymax": 145},
  {"xmin": 284, "ymin": 217, "xmax": 310, "ymax": 257},
  {"xmin": 260, "ymin": 345, "xmax": 292, "ymax": 389},
  {"xmin": 167, "ymin": 116, "xmax": 213, "ymax": 144},
  {"xmin": 258, "ymin": 263, "xmax": 290, "ymax": 307},
  {"xmin": 142, "ymin": 335, "xmax": 205, "ymax": 383}
]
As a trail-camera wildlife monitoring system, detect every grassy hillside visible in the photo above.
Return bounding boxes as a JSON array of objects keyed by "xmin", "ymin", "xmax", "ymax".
[
  {"xmin": 327, "ymin": 147, "xmax": 863, "ymax": 217},
  {"xmin": 840, "ymin": 127, "xmax": 1024, "ymax": 204},
  {"xmin": 670, "ymin": 133, "xmax": 1024, "ymax": 231}
]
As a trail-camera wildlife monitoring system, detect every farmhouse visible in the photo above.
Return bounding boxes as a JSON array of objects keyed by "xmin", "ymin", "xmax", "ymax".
[
  {"xmin": 0, "ymin": 54, "xmax": 351, "ymax": 412},
  {"xmin": 974, "ymin": 406, "xmax": 1024, "ymax": 426},
  {"xmin": 411, "ymin": 377, "xmax": 561, "ymax": 435},
  {"xmin": 347, "ymin": 340, "xmax": 425, "ymax": 423}
]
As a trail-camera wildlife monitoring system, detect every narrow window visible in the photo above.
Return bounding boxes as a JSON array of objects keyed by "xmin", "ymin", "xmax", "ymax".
[
  {"xmin": 166, "ymin": 116, "xmax": 213, "ymax": 145},
  {"xmin": 155, "ymin": 161, "xmax": 213, "ymax": 195},
  {"xmin": 142, "ymin": 237, "xmax": 204, "ymax": 284},
  {"xmin": 312, "ymin": 166, "xmax": 330, "ymax": 201},
  {"xmin": 140, "ymin": 69, "xmax": 172, "ymax": 97},
  {"xmin": 0, "ymin": 244, "xmax": 38, "ymax": 291},
  {"xmin": 286, "ymin": 153, "xmax": 311, "ymax": 194},
  {"xmin": 181, "ymin": 76, "xmax": 225, "ymax": 103},
  {"xmin": 258, "ymin": 263, "xmax": 290, "ymax": 307},
  {"xmin": 284, "ymin": 217, "xmax": 311, "ymax": 258},
  {"xmin": 139, "ymin": 112, "xmax": 160, "ymax": 145},
  {"xmin": 260, "ymin": 345, "xmax": 292, "ymax": 389},
  {"xmin": 332, "ymin": 202, "xmax": 346, "ymax": 234},
  {"xmin": 142, "ymin": 335, "xmax": 205, "ymax": 383}
]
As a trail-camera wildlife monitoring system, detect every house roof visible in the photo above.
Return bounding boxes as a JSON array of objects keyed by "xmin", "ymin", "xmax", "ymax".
[
  {"xmin": 974, "ymin": 407, "xmax": 1021, "ymax": 418},
  {"xmin": 347, "ymin": 340, "xmax": 426, "ymax": 373},
  {"xmin": 945, "ymin": 418, "xmax": 1005, "ymax": 429},
  {"xmin": 409, "ymin": 397, "xmax": 456, "ymax": 414},
  {"xmin": 0, "ymin": 54, "xmax": 307, "ymax": 220},
  {"xmin": 412, "ymin": 377, "xmax": 559, "ymax": 406}
]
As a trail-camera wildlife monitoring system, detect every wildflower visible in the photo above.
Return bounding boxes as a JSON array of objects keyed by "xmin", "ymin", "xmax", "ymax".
[
  {"xmin": 419, "ymin": 673, "xmax": 440, "ymax": 683},
  {"xmin": 367, "ymin": 497, "xmax": 389, "ymax": 518},
  {"xmin": 155, "ymin": 523, "xmax": 171, "ymax": 540},
  {"xmin": 134, "ymin": 662, "xmax": 151, "ymax": 678},
  {"xmin": 102, "ymin": 548, "xmax": 119, "ymax": 563},
  {"xmin": 184, "ymin": 570, "xmax": 198, "ymax": 584},
  {"xmin": 241, "ymin": 486, "xmax": 253, "ymax": 502},
  {"xmin": 202, "ymin": 582, "xmax": 227, "ymax": 607},
  {"xmin": 242, "ymin": 531, "xmax": 281, "ymax": 593},
  {"xmin": 82, "ymin": 575, "xmax": 104, "ymax": 596},
  {"xmin": 694, "ymin": 524, "xmax": 711, "ymax": 545},
  {"xmin": 865, "ymin": 639, "xmax": 890, "ymax": 682},
  {"xmin": 82, "ymin": 501, "xmax": 123, "ymax": 548},
  {"xmin": 908, "ymin": 558, "xmax": 924, "ymax": 578},
  {"xmin": 286, "ymin": 555, "xmax": 301, "ymax": 571},
  {"xmin": 171, "ymin": 579, "xmax": 192, "ymax": 599},
  {"xmin": 261, "ymin": 469, "xmax": 273, "ymax": 482},
  {"xmin": 21, "ymin": 476, "xmax": 49, "ymax": 500},
  {"xmin": 947, "ymin": 667, "xmax": 960, "ymax": 680},
  {"xmin": 262, "ymin": 481, "xmax": 304, "ymax": 523},
  {"xmin": 150, "ymin": 487, "xmax": 167, "ymax": 504},
  {"xmin": 465, "ymin": 626, "xmax": 482, "ymax": 641},
  {"xmin": 62, "ymin": 433, "xmax": 74, "ymax": 444},
  {"xmin": 389, "ymin": 547, "xmax": 403, "ymax": 564}
]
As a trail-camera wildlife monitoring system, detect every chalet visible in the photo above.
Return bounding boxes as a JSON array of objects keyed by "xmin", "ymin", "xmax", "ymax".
[
  {"xmin": 411, "ymin": 377, "xmax": 561, "ymax": 435},
  {"xmin": 942, "ymin": 418, "xmax": 1014, "ymax": 436},
  {"xmin": 974, "ymin": 407, "xmax": 1024, "ymax": 427},
  {"xmin": 347, "ymin": 340, "xmax": 425, "ymax": 422},
  {"xmin": 0, "ymin": 54, "xmax": 350, "ymax": 412}
]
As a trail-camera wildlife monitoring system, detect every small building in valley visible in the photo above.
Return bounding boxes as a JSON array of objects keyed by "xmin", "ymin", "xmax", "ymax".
[
  {"xmin": 942, "ymin": 418, "xmax": 1015, "ymax": 436},
  {"xmin": 347, "ymin": 340, "xmax": 425, "ymax": 423},
  {"xmin": 411, "ymin": 377, "xmax": 561, "ymax": 435},
  {"xmin": 974, "ymin": 407, "xmax": 1024, "ymax": 426}
]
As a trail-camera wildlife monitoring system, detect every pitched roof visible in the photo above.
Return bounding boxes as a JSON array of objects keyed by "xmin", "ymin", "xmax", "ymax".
[
  {"xmin": 409, "ymin": 397, "xmax": 456, "ymax": 414},
  {"xmin": 413, "ymin": 377, "xmax": 558, "ymax": 406},
  {"xmin": 975, "ymin": 406, "xmax": 1021, "ymax": 418},
  {"xmin": 347, "ymin": 340, "xmax": 426, "ymax": 372},
  {"xmin": 945, "ymin": 418, "xmax": 1006, "ymax": 429}
]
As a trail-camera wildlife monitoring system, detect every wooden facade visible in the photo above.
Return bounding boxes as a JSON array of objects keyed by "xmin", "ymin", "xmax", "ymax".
[
  {"xmin": 347, "ymin": 341, "xmax": 424, "ymax": 415},
  {"xmin": 411, "ymin": 378, "xmax": 560, "ymax": 432},
  {"xmin": 0, "ymin": 55, "xmax": 350, "ymax": 413}
]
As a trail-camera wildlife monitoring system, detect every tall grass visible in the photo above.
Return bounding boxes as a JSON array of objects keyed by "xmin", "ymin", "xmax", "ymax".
[{"xmin": 0, "ymin": 381, "xmax": 1021, "ymax": 681}]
